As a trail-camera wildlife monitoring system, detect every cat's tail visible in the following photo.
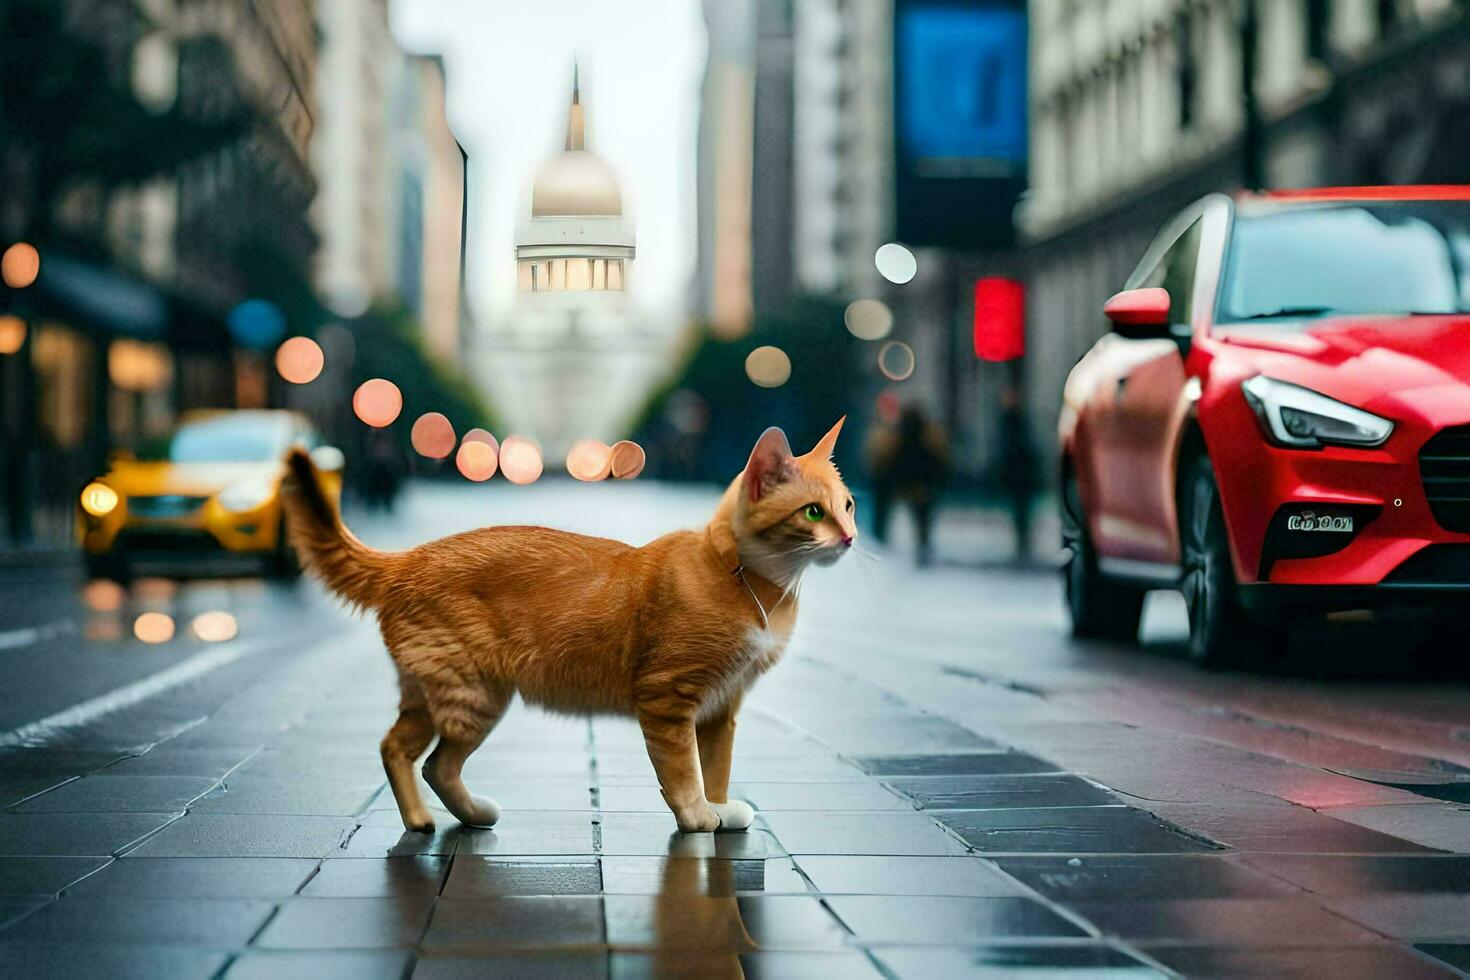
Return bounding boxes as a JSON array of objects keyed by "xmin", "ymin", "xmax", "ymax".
[{"xmin": 282, "ymin": 448, "xmax": 398, "ymax": 611}]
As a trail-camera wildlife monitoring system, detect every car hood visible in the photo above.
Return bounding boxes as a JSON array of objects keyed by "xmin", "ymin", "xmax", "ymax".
[
  {"xmin": 1216, "ymin": 315, "xmax": 1470, "ymax": 419},
  {"xmin": 103, "ymin": 461, "xmax": 284, "ymax": 498}
]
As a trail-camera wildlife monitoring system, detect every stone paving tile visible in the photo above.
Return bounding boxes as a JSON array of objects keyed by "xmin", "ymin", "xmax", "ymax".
[
  {"xmin": 101, "ymin": 745, "xmax": 261, "ymax": 778},
  {"xmin": 14, "ymin": 774, "xmax": 221, "ymax": 813},
  {"xmin": 824, "ymin": 895, "xmax": 1088, "ymax": 944},
  {"xmin": 225, "ymin": 948, "xmax": 413, "ymax": 980},
  {"xmin": 598, "ymin": 814, "xmax": 786, "ymax": 858},
  {"xmin": 422, "ymin": 896, "xmax": 606, "ymax": 951},
  {"xmin": 127, "ymin": 813, "xmax": 354, "ymax": 859},
  {"xmin": 415, "ymin": 950, "xmax": 608, "ymax": 979},
  {"xmin": 1071, "ymin": 897, "xmax": 1387, "ymax": 945},
  {"xmin": 8, "ymin": 895, "xmax": 275, "ymax": 946},
  {"xmin": 66, "ymin": 857, "xmax": 317, "ymax": 898},
  {"xmin": 0, "ymin": 896, "xmax": 49, "ymax": 929},
  {"xmin": 1321, "ymin": 894, "xmax": 1470, "ymax": 941},
  {"xmin": 0, "ymin": 775, "xmax": 77, "ymax": 808},
  {"xmin": 449, "ymin": 811, "xmax": 597, "ymax": 857},
  {"xmin": 1327, "ymin": 802, "xmax": 1470, "ymax": 853},
  {"xmin": 1145, "ymin": 944, "xmax": 1461, "ymax": 979},
  {"xmin": 1147, "ymin": 801, "xmax": 1443, "ymax": 853},
  {"xmin": 0, "ymin": 855, "xmax": 109, "ymax": 896},
  {"xmin": 0, "ymin": 811, "xmax": 179, "ymax": 856},
  {"xmin": 191, "ymin": 777, "xmax": 383, "ymax": 816},
  {"xmin": 598, "ymin": 753, "xmax": 867, "ymax": 782},
  {"xmin": 443, "ymin": 857, "xmax": 602, "ymax": 897},
  {"xmin": 598, "ymin": 857, "xmax": 810, "ymax": 895},
  {"xmin": 871, "ymin": 944, "xmax": 1166, "ymax": 978},
  {"xmin": 0, "ymin": 943, "xmax": 231, "ymax": 980},
  {"xmin": 330, "ymin": 823, "xmax": 466, "ymax": 859},
  {"xmin": 1418, "ymin": 944, "xmax": 1470, "ymax": 973},
  {"xmin": 758, "ymin": 811, "xmax": 969, "ymax": 856},
  {"xmin": 462, "ymin": 780, "xmax": 594, "ymax": 810},
  {"xmin": 255, "ymin": 896, "xmax": 436, "ymax": 949},
  {"xmin": 888, "ymin": 773, "xmax": 1118, "ymax": 810},
  {"xmin": 795, "ymin": 855, "xmax": 1027, "ymax": 897},
  {"xmin": 603, "ymin": 894, "xmax": 851, "ymax": 951},
  {"xmin": 1236, "ymin": 853, "xmax": 1470, "ymax": 895},
  {"xmin": 613, "ymin": 950, "xmax": 886, "ymax": 979},
  {"xmin": 856, "ymin": 752, "xmax": 1064, "ymax": 777},
  {"xmin": 995, "ymin": 855, "xmax": 1300, "ymax": 901},
  {"xmin": 939, "ymin": 805, "xmax": 1216, "ymax": 854},
  {"xmin": 301, "ymin": 855, "xmax": 449, "ymax": 898},
  {"xmin": 0, "ymin": 747, "xmax": 134, "ymax": 778}
]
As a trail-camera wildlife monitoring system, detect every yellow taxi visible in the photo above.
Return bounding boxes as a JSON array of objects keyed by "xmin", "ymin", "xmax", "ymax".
[{"xmin": 78, "ymin": 410, "xmax": 343, "ymax": 580}]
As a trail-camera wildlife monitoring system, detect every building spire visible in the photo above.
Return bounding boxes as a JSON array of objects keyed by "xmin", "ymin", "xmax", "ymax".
[{"xmin": 565, "ymin": 61, "xmax": 584, "ymax": 151}]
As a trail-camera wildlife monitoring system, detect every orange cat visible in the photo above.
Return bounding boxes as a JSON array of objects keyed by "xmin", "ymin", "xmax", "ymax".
[{"xmin": 282, "ymin": 420, "xmax": 855, "ymax": 834}]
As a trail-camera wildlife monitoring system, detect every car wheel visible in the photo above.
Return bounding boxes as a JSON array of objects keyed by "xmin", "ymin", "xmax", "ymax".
[
  {"xmin": 1062, "ymin": 474, "xmax": 1145, "ymax": 643},
  {"xmin": 1180, "ymin": 456, "xmax": 1280, "ymax": 668},
  {"xmin": 271, "ymin": 519, "xmax": 303, "ymax": 580}
]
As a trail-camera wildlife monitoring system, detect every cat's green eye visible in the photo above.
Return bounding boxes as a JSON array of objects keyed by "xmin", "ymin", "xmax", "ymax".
[{"xmin": 804, "ymin": 504, "xmax": 824, "ymax": 522}]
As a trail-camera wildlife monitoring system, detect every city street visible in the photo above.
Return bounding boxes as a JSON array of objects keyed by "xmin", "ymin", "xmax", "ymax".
[{"xmin": 0, "ymin": 481, "xmax": 1467, "ymax": 978}]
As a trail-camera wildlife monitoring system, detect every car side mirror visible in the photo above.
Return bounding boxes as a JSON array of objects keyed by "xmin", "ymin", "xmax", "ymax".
[
  {"xmin": 1104, "ymin": 288, "xmax": 1172, "ymax": 338},
  {"xmin": 309, "ymin": 446, "xmax": 345, "ymax": 472}
]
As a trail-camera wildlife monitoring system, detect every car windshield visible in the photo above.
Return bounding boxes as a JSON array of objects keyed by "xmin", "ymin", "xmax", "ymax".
[
  {"xmin": 1216, "ymin": 200, "xmax": 1470, "ymax": 324},
  {"xmin": 162, "ymin": 415, "xmax": 293, "ymax": 463}
]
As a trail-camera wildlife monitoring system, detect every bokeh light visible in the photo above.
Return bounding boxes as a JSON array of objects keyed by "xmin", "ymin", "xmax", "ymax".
[
  {"xmin": 191, "ymin": 610, "xmax": 238, "ymax": 643},
  {"xmin": 353, "ymin": 379, "xmax": 403, "ymax": 428},
  {"xmin": 134, "ymin": 577, "xmax": 177, "ymax": 601},
  {"xmin": 566, "ymin": 439, "xmax": 612, "ymax": 481},
  {"xmin": 745, "ymin": 346, "xmax": 791, "ymax": 388},
  {"xmin": 0, "ymin": 315, "xmax": 26, "ymax": 355},
  {"xmin": 499, "ymin": 436, "xmax": 544, "ymax": 485},
  {"xmin": 133, "ymin": 612, "xmax": 175, "ymax": 644},
  {"xmin": 80, "ymin": 482, "xmax": 119, "ymax": 517},
  {"xmin": 275, "ymin": 336, "xmax": 324, "ymax": 384},
  {"xmin": 878, "ymin": 340, "xmax": 916, "ymax": 381},
  {"xmin": 844, "ymin": 299, "xmax": 893, "ymax": 340},
  {"xmin": 1, "ymin": 242, "xmax": 40, "ymax": 288},
  {"xmin": 411, "ymin": 412, "xmax": 457, "ymax": 459},
  {"xmin": 455, "ymin": 439, "xmax": 498, "ymax": 482},
  {"xmin": 610, "ymin": 440, "xmax": 646, "ymax": 480},
  {"xmin": 82, "ymin": 579, "xmax": 126, "ymax": 612},
  {"xmin": 462, "ymin": 428, "xmax": 498, "ymax": 450},
  {"xmin": 875, "ymin": 242, "xmax": 917, "ymax": 285}
]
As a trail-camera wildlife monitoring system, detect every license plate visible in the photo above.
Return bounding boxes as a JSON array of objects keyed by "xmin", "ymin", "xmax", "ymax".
[{"xmin": 1287, "ymin": 512, "xmax": 1353, "ymax": 533}]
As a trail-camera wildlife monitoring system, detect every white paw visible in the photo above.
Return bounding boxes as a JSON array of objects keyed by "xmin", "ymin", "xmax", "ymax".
[
  {"xmin": 460, "ymin": 795, "xmax": 500, "ymax": 829},
  {"xmin": 710, "ymin": 799, "xmax": 755, "ymax": 832}
]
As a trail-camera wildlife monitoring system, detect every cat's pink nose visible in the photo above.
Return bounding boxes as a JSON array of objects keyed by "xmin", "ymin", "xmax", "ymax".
[{"xmin": 841, "ymin": 534, "xmax": 854, "ymax": 548}]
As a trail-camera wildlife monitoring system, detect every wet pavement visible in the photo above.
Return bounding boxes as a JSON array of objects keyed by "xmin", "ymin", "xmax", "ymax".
[{"xmin": 0, "ymin": 482, "xmax": 1468, "ymax": 978}]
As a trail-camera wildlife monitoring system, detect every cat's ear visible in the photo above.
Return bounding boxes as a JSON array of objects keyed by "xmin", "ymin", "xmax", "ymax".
[
  {"xmin": 744, "ymin": 427, "xmax": 795, "ymax": 502},
  {"xmin": 808, "ymin": 416, "xmax": 845, "ymax": 460}
]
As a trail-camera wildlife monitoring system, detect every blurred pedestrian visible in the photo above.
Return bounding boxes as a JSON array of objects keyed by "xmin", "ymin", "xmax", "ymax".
[
  {"xmin": 360, "ymin": 429, "xmax": 406, "ymax": 513},
  {"xmin": 995, "ymin": 383, "xmax": 1039, "ymax": 561},
  {"xmin": 867, "ymin": 404, "xmax": 951, "ymax": 566}
]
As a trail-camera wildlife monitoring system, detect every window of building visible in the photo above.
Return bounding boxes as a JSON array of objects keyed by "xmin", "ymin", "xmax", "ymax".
[
  {"xmin": 1305, "ymin": 0, "xmax": 1331, "ymax": 62},
  {"xmin": 1174, "ymin": 12, "xmax": 1197, "ymax": 130}
]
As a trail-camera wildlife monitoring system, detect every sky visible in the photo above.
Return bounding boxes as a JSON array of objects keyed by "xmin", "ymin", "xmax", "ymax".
[{"xmin": 391, "ymin": 0, "xmax": 707, "ymax": 324}]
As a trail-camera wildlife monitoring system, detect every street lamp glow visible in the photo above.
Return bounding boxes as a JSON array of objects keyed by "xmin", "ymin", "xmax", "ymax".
[
  {"xmin": 411, "ymin": 412, "xmax": 457, "ymax": 459},
  {"xmin": 566, "ymin": 439, "xmax": 612, "ymax": 481},
  {"xmin": 455, "ymin": 439, "xmax": 498, "ymax": 482},
  {"xmin": 499, "ymin": 436, "xmax": 544, "ymax": 485},
  {"xmin": 80, "ymin": 482, "xmax": 119, "ymax": 517},
  {"xmin": 875, "ymin": 242, "xmax": 917, "ymax": 285},
  {"xmin": 844, "ymin": 299, "xmax": 893, "ymax": 340},
  {"xmin": 745, "ymin": 346, "xmax": 791, "ymax": 388},
  {"xmin": 275, "ymin": 336, "xmax": 324, "ymax": 384},
  {"xmin": 878, "ymin": 340, "xmax": 916, "ymax": 381},
  {"xmin": 133, "ymin": 612, "xmax": 175, "ymax": 644},
  {"xmin": 1, "ymin": 242, "xmax": 40, "ymax": 288},
  {"xmin": 353, "ymin": 379, "xmax": 403, "ymax": 428},
  {"xmin": 609, "ymin": 441, "xmax": 645, "ymax": 480},
  {"xmin": 0, "ymin": 315, "xmax": 26, "ymax": 355}
]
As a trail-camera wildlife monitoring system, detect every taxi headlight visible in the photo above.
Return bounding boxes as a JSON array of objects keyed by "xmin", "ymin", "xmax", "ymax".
[
  {"xmin": 218, "ymin": 478, "xmax": 276, "ymax": 513},
  {"xmin": 80, "ymin": 482, "xmax": 119, "ymax": 517}
]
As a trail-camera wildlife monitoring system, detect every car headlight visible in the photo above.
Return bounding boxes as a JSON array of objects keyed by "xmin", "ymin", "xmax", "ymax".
[
  {"xmin": 1241, "ymin": 375, "xmax": 1393, "ymax": 449},
  {"xmin": 80, "ymin": 482, "xmax": 119, "ymax": 517},
  {"xmin": 217, "ymin": 478, "xmax": 276, "ymax": 513}
]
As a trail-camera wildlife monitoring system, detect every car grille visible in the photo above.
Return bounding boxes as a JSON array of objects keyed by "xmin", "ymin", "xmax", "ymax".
[
  {"xmin": 1419, "ymin": 426, "xmax": 1470, "ymax": 532},
  {"xmin": 128, "ymin": 495, "xmax": 209, "ymax": 519}
]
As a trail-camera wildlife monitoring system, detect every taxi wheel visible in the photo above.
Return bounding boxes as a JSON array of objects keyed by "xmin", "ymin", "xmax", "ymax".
[
  {"xmin": 271, "ymin": 519, "xmax": 303, "ymax": 580},
  {"xmin": 1062, "ymin": 474, "xmax": 1145, "ymax": 643},
  {"xmin": 1180, "ymin": 456, "xmax": 1282, "ymax": 668}
]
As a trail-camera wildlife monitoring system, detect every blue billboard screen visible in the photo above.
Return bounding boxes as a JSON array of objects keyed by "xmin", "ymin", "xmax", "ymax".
[{"xmin": 893, "ymin": 0, "xmax": 1027, "ymax": 247}]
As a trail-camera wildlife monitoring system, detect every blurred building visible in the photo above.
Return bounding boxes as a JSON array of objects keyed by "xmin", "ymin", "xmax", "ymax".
[
  {"xmin": 1, "ymin": 0, "xmax": 320, "ymax": 547},
  {"xmin": 477, "ymin": 70, "xmax": 666, "ymax": 458},
  {"xmin": 1022, "ymin": 0, "xmax": 1470, "ymax": 467}
]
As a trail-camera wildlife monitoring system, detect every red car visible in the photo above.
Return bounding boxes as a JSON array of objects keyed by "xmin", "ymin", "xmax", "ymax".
[{"xmin": 1060, "ymin": 186, "xmax": 1470, "ymax": 666}]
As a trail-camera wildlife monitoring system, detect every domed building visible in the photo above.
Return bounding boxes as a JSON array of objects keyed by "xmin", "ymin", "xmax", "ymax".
[{"xmin": 477, "ymin": 67, "xmax": 666, "ymax": 461}]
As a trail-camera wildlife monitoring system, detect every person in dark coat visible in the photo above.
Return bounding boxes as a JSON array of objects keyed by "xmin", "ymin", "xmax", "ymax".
[{"xmin": 867, "ymin": 404, "xmax": 951, "ymax": 566}]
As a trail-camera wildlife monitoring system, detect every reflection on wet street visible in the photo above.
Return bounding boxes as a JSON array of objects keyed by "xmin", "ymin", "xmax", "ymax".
[{"xmin": 1, "ymin": 483, "xmax": 1468, "ymax": 976}]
